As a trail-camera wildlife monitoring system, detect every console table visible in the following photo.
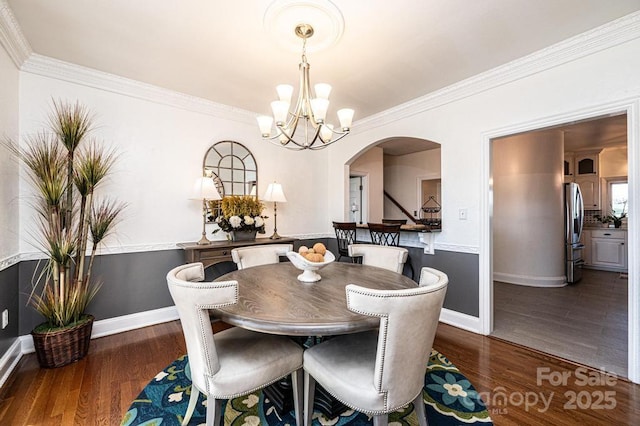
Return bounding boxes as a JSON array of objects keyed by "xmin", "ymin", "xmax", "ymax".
[{"xmin": 177, "ymin": 237, "xmax": 297, "ymax": 268}]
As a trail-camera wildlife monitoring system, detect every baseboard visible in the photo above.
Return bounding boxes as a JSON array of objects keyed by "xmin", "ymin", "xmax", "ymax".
[
  {"xmin": 493, "ymin": 271, "xmax": 567, "ymax": 287},
  {"xmin": 0, "ymin": 338, "xmax": 22, "ymax": 389},
  {"xmin": 19, "ymin": 305, "xmax": 179, "ymax": 354},
  {"xmin": 439, "ymin": 308, "xmax": 481, "ymax": 333}
]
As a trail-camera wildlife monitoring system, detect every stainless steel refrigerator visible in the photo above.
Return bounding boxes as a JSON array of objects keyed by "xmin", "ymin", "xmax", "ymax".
[{"xmin": 565, "ymin": 182, "xmax": 584, "ymax": 283}]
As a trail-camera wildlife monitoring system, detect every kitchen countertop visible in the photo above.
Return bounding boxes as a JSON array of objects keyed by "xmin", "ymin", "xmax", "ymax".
[
  {"xmin": 356, "ymin": 223, "xmax": 441, "ymax": 233},
  {"xmin": 583, "ymin": 225, "xmax": 627, "ymax": 230}
]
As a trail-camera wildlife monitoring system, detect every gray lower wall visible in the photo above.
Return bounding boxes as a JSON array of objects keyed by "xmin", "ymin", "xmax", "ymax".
[
  {"xmin": 18, "ymin": 250, "xmax": 184, "ymax": 335},
  {"xmin": 321, "ymin": 239, "xmax": 479, "ymax": 316},
  {"xmin": 13, "ymin": 238, "xmax": 479, "ymax": 336},
  {"xmin": 0, "ymin": 264, "xmax": 19, "ymax": 355}
]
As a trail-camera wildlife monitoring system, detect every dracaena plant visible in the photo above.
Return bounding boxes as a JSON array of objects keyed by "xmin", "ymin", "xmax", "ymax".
[{"xmin": 5, "ymin": 100, "xmax": 126, "ymax": 330}]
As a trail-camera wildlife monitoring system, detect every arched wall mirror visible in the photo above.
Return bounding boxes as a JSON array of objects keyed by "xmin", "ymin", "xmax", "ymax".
[
  {"xmin": 348, "ymin": 136, "xmax": 442, "ymax": 229},
  {"xmin": 203, "ymin": 141, "xmax": 258, "ymax": 197}
]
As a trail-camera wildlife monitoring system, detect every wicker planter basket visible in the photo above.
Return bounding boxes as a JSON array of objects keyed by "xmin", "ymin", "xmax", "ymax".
[{"xmin": 31, "ymin": 315, "xmax": 94, "ymax": 368}]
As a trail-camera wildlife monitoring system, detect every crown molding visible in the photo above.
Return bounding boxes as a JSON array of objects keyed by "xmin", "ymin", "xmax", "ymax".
[
  {"xmin": 355, "ymin": 11, "xmax": 640, "ymax": 134},
  {"xmin": 4, "ymin": 6, "xmax": 640, "ymax": 139},
  {"xmin": 0, "ymin": 0, "xmax": 31, "ymax": 67},
  {"xmin": 20, "ymin": 53, "xmax": 258, "ymax": 126}
]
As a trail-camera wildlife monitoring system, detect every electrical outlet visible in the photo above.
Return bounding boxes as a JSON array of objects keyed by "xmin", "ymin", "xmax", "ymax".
[{"xmin": 2, "ymin": 309, "xmax": 8, "ymax": 329}]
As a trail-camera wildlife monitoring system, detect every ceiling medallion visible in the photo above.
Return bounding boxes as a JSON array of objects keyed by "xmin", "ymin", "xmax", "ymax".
[{"xmin": 263, "ymin": 0, "xmax": 345, "ymax": 54}]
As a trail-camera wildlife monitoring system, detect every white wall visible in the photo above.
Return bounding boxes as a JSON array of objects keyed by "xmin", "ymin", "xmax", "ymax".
[
  {"xmin": 327, "ymin": 37, "xmax": 640, "ymax": 253},
  {"xmin": 493, "ymin": 131, "xmax": 565, "ymax": 287},
  {"xmin": 0, "ymin": 42, "xmax": 19, "ymax": 264},
  {"xmin": 325, "ymin": 32, "xmax": 640, "ymax": 383},
  {"xmin": 349, "ymin": 147, "xmax": 383, "ymax": 223},
  {"xmin": 600, "ymin": 146, "xmax": 628, "ymax": 177},
  {"xmin": 384, "ymin": 148, "xmax": 441, "ymax": 219},
  {"xmin": 17, "ymin": 73, "xmax": 331, "ymax": 255}
]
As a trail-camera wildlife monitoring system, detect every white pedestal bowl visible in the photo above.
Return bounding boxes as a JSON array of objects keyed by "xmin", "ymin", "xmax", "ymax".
[{"xmin": 286, "ymin": 251, "xmax": 335, "ymax": 282}]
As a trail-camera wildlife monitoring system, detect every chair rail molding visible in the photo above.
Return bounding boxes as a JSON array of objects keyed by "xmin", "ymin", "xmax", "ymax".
[{"xmin": 0, "ymin": 253, "xmax": 20, "ymax": 272}]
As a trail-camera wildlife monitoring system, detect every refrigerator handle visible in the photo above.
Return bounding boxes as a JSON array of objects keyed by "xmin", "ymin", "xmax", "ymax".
[
  {"xmin": 565, "ymin": 195, "xmax": 571, "ymax": 243},
  {"xmin": 576, "ymin": 184, "xmax": 584, "ymax": 241}
]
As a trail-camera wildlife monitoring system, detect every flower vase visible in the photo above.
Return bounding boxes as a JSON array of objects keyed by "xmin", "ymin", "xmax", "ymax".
[{"xmin": 231, "ymin": 229, "xmax": 257, "ymax": 242}]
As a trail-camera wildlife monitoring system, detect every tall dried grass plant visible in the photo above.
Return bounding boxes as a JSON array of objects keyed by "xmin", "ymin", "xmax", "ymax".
[{"xmin": 5, "ymin": 100, "xmax": 125, "ymax": 330}]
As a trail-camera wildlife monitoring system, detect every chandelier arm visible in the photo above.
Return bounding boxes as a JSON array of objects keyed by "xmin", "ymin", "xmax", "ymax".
[{"xmin": 307, "ymin": 131, "xmax": 349, "ymax": 150}]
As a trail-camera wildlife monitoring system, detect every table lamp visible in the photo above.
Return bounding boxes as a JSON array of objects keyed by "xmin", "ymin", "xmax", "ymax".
[
  {"xmin": 262, "ymin": 182, "xmax": 287, "ymax": 239},
  {"xmin": 192, "ymin": 176, "xmax": 221, "ymax": 245}
]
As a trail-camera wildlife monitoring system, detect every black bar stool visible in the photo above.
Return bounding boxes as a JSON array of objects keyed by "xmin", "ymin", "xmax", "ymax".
[
  {"xmin": 332, "ymin": 221, "xmax": 358, "ymax": 262},
  {"xmin": 368, "ymin": 223, "xmax": 414, "ymax": 279}
]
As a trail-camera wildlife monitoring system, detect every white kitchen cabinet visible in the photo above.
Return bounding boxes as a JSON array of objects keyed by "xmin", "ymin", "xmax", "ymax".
[
  {"xmin": 575, "ymin": 175, "xmax": 600, "ymax": 210},
  {"xmin": 589, "ymin": 229, "xmax": 627, "ymax": 271},
  {"xmin": 581, "ymin": 229, "xmax": 591, "ymax": 265}
]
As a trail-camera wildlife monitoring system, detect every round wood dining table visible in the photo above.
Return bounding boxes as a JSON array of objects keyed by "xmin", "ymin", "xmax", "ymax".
[{"xmin": 212, "ymin": 261, "xmax": 418, "ymax": 336}]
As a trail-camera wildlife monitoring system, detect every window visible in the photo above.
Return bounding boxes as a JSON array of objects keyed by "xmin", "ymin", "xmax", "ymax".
[{"xmin": 609, "ymin": 180, "xmax": 628, "ymax": 216}]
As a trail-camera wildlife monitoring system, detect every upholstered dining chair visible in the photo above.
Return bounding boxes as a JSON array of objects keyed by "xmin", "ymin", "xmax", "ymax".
[
  {"xmin": 167, "ymin": 263, "xmax": 304, "ymax": 426},
  {"xmin": 367, "ymin": 222, "xmax": 414, "ymax": 279},
  {"xmin": 303, "ymin": 280, "xmax": 448, "ymax": 426},
  {"xmin": 231, "ymin": 243, "xmax": 293, "ymax": 270},
  {"xmin": 419, "ymin": 266, "xmax": 449, "ymax": 289},
  {"xmin": 347, "ymin": 244, "xmax": 408, "ymax": 274},
  {"xmin": 332, "ymin": 221, "xmax": 358, "ymax": 262}
]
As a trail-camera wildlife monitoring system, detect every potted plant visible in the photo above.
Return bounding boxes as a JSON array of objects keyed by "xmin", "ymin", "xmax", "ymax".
[
  {"xmin": 595, "ymin": 202, "xmax": 627, "ymax": 229},
  {"xmin": 6, "ymin": 100, "xmax": 125, "ymax": 368},
  {"xmin": 211, "ymin": 195, "xmax": 266, "ymax": 241}
]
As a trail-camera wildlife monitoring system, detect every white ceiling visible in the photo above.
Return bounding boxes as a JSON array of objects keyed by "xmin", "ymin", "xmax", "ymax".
[{"xmin": 7, "ymin": 0, "xmax": 640, "ymax": 124}]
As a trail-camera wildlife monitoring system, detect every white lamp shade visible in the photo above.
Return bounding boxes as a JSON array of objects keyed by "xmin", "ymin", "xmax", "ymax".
[
  {"xmin": 257, "ymin": 115, "xmax": 273, "ymax": 137},
  {"xmin": 320, "ymin": 123, "xmax": 333, "ymax": 142},
  {"xmin": 310, "ymin": 98, "xmax": 329, "ymax": 123},
  {"xmin": 263, "ymin": 182, "xmax": 287, "ymax": 203},
  {"xmin": 271, "ymin": 100, "xmax": 290, "ymax": 124},
  {"xmin": 337, "ymin": 108, "xmax": 354, "ymax": 129},
  {"xmin": 276, "ymin": 84, "xmax": 294, "ymax": 104},
  {"xmin": 314, "ymin": 83, "xmax": 332, "ymax": 100},
  {"xmin": 192, "ymin": 177, "xmax": 221, "ymax": 200}
]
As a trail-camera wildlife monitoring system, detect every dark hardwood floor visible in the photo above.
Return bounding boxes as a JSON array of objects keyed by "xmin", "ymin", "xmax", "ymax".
[
  {"xmin": 0, "ymin": 321, "xmax": 638, "ymax": 425},
  {"xmin": 492, "ymin": 269, "xmax": 628, "ymax": 377}
]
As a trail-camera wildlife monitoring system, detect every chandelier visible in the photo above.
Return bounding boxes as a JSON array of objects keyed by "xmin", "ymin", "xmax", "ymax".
[{"xmin": 257, "ymin": 23, "xmax": 354, "ymax": 150}]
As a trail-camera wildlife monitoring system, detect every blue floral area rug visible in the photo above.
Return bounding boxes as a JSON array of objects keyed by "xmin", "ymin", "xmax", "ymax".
[{"xmin": 122, "ymin": 349, "xmax": 492, "ymax": 425}]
